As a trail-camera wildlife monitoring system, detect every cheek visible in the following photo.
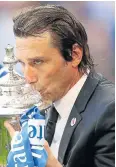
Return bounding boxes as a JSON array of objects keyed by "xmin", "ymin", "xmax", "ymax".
[
  {"xmin": 37, "ymin": 61, "xmax": 70, "ymax": 88},
  {"xmin": 37, "ymin": 64, "xmax": 58, "ymax": 83},
  {"xmin": 38, "ymin": 70, "xmax": 56, "ymax": 86},
  {"xmin": 40, "ymin": 68, "xmax": 65, "ymax": 89}
]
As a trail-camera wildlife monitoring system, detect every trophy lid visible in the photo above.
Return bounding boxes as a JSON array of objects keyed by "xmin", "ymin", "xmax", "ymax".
[
  {"xmin": 3, "ymin": 44, "xmax": 17, "ymax": 64},
  {"xmin": 0, "ymin": 44, "xmax": 26, "ymax": 86}
]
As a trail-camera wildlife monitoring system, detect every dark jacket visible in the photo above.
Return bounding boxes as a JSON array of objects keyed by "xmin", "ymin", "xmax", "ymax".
[{"xmin": 46, "ymin": 71, "xmax": 115, "ymax": 167}]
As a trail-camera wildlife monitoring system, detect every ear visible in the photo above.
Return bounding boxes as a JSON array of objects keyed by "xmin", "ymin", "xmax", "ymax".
[{"xmin": 71, "ymin": 43, "xmax": 83, "ymax": 68}]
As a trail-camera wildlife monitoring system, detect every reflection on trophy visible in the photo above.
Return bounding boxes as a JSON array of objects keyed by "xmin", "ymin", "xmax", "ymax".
[{"xmin": 0, "ymin": 44, "xmax": 43, "ymax": 167}]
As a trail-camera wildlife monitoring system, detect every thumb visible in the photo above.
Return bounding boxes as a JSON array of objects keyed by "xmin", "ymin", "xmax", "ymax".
[
  {"xmin": 4, "ymin": 121, "xmax": 16, "ymax": 138},
  {"xmin": 44, "ymin": 140, "xmax": 51, "ymax": 154}
]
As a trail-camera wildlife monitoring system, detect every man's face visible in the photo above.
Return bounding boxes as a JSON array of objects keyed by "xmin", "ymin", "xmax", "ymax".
[{"xmin": 16, "ymin": 32, "xmax": 79, "ymax": 104}]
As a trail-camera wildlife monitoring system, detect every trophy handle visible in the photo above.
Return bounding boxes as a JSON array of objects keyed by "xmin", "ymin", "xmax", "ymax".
[{"xmin": 8, "ymin": 116, "xmax": 21, "ymax": 131}]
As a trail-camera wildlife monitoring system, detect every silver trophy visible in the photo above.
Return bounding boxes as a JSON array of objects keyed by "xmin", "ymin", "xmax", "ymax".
[{"xmin": 0, "ymin": 44, "xmax": 43, "ymax": 166}]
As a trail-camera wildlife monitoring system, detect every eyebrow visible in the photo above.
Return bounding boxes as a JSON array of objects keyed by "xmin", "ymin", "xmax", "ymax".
[
  {"xmin": 27, "ymin": 57, "xmax": 45, "ymax": 62},
  {"xmin": 17, "ymin": 56, "xmax": 45, "ymax": 62}
]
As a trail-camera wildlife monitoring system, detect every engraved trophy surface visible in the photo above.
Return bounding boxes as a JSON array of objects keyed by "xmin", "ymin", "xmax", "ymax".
[{"xmin": 0, "ymin": 44, "xmax": 42, "ymax": 166}]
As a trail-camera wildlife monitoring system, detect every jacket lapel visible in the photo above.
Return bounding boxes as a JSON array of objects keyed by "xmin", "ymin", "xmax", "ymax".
[
  {"xmin": 58, "ymin": 71, "xmax": 102, "ymax": 164},
  {"xmin": 58, "ymin": 105, "xmax": 82, "ymax": 163}
]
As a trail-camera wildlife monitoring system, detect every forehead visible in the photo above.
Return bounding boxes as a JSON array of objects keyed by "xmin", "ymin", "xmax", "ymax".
[{"xmin": 16, "ymin": 32, "xmax": 53, "ymax": 59}]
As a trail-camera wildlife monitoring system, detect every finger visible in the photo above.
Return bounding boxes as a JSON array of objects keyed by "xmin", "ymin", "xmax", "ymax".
[
  {"xmin": 44, "ymin": 140, "xmax": 62, "ymax": 167},
  {"xmin": 4, "ymin": 121, "xmax": 16, "ymax": 138},
  {"xmin": 44, "ymin": 140, "xmax": 51, "ymax": 154}
]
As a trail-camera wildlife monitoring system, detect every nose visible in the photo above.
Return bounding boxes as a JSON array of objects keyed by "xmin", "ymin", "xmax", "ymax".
[{"xmin": 23, "ymin": 66, "xmax": 38, "ymax": 84}]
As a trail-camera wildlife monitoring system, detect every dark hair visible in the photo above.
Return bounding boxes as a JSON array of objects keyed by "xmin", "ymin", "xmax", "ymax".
[{"xmin": 13, "ymin": 4, "xmax": 94, "ymax": 72}]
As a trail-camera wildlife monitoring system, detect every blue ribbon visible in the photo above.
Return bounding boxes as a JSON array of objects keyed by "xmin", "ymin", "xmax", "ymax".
[
  {"xmin": 7, "ymin": 106, "xmax": 48, "ymax": 167},
  {"xmin": 0, "ymin": 64, "xmax": 7, "ymax": 78}
]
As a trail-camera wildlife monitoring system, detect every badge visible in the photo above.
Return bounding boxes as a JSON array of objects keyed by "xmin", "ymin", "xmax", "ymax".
[{"xmin": 71, "ymin": 118, "xmax": 76, "ymax": 126}]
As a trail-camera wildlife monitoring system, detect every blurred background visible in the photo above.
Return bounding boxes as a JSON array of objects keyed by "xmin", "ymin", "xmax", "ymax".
[{"xmin": 0, "ymin": 1, "xmax": 115, "ymax": 82}]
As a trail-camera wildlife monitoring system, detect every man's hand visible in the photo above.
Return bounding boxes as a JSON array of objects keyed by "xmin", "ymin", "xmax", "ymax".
[
  {"xmin": 4, "ymin": 121, "xmax": 62, "ymax": 167},
  {"xmin": 4, "ymin": 121, "xmax": 16, "ymax": 138},
  {"xmin": 44, "ymin": 140, "xmax": 62, "ymax": 167}
]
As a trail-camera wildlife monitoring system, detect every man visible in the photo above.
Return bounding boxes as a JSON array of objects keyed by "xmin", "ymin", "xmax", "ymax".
[{"xmin": 4, "ymin": 5, "xmax": 114, "ymax": 167}]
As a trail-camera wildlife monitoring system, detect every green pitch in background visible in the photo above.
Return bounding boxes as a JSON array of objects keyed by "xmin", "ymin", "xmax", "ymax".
[{"xmin": 0, "ymin": 118, "xmax": 11, "ymax": 165}]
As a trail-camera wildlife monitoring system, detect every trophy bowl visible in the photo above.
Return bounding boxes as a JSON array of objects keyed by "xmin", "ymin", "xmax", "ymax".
[{"xmin": 0, "ymin": 45, "xmax": 43, "ymax": 167}]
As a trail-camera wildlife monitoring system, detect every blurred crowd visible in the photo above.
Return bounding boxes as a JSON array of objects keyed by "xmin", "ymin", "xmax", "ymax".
[{"xmin": 0, "ymin": 1, "xmax": 115, "ymax": 82}]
